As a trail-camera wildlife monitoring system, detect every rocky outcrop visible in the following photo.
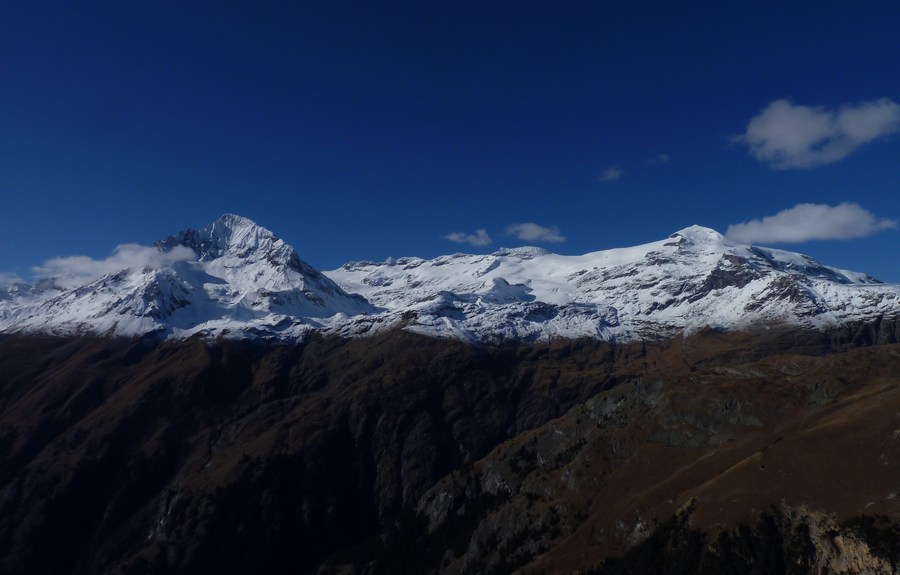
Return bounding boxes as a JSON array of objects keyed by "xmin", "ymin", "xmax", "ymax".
[{"xmin": 576, "ymin": 506, "xmax": 899, "ymax": 574}]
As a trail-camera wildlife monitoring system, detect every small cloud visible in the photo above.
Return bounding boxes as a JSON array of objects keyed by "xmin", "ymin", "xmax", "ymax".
[
  {"xmin": 726, "ymin": 202, "xmax": 898, "ymax": 243},
  {"xmin": 647, "ymin": 153, "xmax": 670, "ymax": 165},
  {"xmin": 506, "ymin": 222, "xmax": 566, "ymax": 244},
  {"xmin": 599, "ymin": 166, "xmax": 624, "ymax": 182},
  {"xmin": 734, "ymin": 98, "xmax": 900, "ymax": 169},
  {"xmin": 0, "ymin": 272, "xmax": 24, "ymax": 288},
  {"xmin": 33, "ymin": 244, "xmax": 197, "ymax": 288},
  {"xmin": 443, "ymin": 229, "xmax": 493, "ymax": 247}
]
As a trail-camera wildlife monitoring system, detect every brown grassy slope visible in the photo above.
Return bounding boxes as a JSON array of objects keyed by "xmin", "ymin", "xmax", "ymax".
[
  {"xmin": 0, "ymin": 327, "xmax": 897, "ymax": 575},
  {"xmin": 0, "ymin": 331, "xmax": 630, "ymax": 574},
  {"xmin": 399, "ymin": 343, "xmax": 900, "ymax": 574}
]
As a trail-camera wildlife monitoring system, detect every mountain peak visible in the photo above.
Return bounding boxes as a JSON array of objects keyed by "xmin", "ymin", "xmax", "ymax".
[
  {"xmin": 0, "ymin": 214, "xmax": 375, "ymax": 338},
  {"xmin": 196, "ymin": 214, "xmax": 280, "ymax": 260},
  {"xmin": 670, "ymin": 225, "xmax": 726, "ymax": 244},
  {"xmin": 207, "ymin": 213, "xmax": 275, "ymax": 243},
  {"xmin": 216, "ymin": 213, "xmax": 258, "ymax": 227},
  {"xmin": 157, "ymin": 214, "xmax": 295, "ymax": 265}
]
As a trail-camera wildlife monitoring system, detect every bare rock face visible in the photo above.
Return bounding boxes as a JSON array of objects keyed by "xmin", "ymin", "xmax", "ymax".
[
  {"xmin": 552, "ymin": 505, "xmax": 899, "ymax": 575},
  {"xmin": 798, "ymin": 511, "xmax": 896, "ymax": 575}
]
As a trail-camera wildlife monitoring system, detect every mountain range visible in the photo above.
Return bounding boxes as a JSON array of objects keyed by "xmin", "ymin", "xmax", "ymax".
[
  {"xmin": 1, "ymin": 215, "xmax": 899, "ymax": 574},
  {"xmin": 2, "ymin": 213, "xmax": 899, "ymax": 342}
]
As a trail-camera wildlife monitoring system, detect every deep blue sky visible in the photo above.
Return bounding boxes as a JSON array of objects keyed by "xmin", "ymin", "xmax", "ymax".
[{"xmin": 2, "ymin": 2, "xmax": 899, "ymax": 281}]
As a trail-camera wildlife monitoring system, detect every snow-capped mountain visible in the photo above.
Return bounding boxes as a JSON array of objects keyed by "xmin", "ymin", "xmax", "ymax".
[
  {"xmin": 1, "ymin": 216, "xmax": 899, "ymax": 342},
  {"xmin": 328, "ymin": 225, "xmax": 899, "ymax": 342},
  {"xmin": 0, "ymin": 214, "xmax": 374, "ymax": 338}
]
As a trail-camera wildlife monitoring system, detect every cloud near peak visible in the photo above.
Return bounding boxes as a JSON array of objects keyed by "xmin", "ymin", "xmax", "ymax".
[
  {"xmin": 443, "ymin": 229, "xmax": 493, "ymax": 247},
  {"xmin": 32, "ymin": 244, "xmax": 197, "ymax": 288},
  {"xmin": 735, "ymin": 98, "xmax": 900, "ymax": 169},
  {"xmin": 506, "ymin": 222, "xmax": 566, "ymax": 244},
  {"xmin": 0, "ymin": 272, "xmax": 24, "ymax": 288},
  {"xmin": 726, "ymin": 203, "xmax": 898, "ymax": 244}
]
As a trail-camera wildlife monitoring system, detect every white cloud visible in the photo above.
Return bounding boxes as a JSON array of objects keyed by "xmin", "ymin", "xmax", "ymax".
[
  {"xmin": 443, "ymin": 229, "xmax": 493, "ymax": 247},
  {"xmin": 0, "ymin": 272, "xmax": 24, "ymax": 288},
  {"xmin": 443, "ymin": 228, "xmax": 494, "ymax": 246},
  {"xmin": 647, "ymin": 153, "xmax": 670, "ymax": 165},
  {"xmin": 33, "ymin": 244, "xmax": 197, "ymax": 288},
  {"xmin": 506, "ymin": 222, "xmax": 566, "ymax": 243},
  {"xmin": 599, "ymin": 166, "xmax": 624, "ymax": 181},
  {"xmin": 735, "ymin": 98, "xmax": 900, "ymax": 169},
  {"xmin": 726, "ymin": 203, "xmax": 898, "ymax": 243}
]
